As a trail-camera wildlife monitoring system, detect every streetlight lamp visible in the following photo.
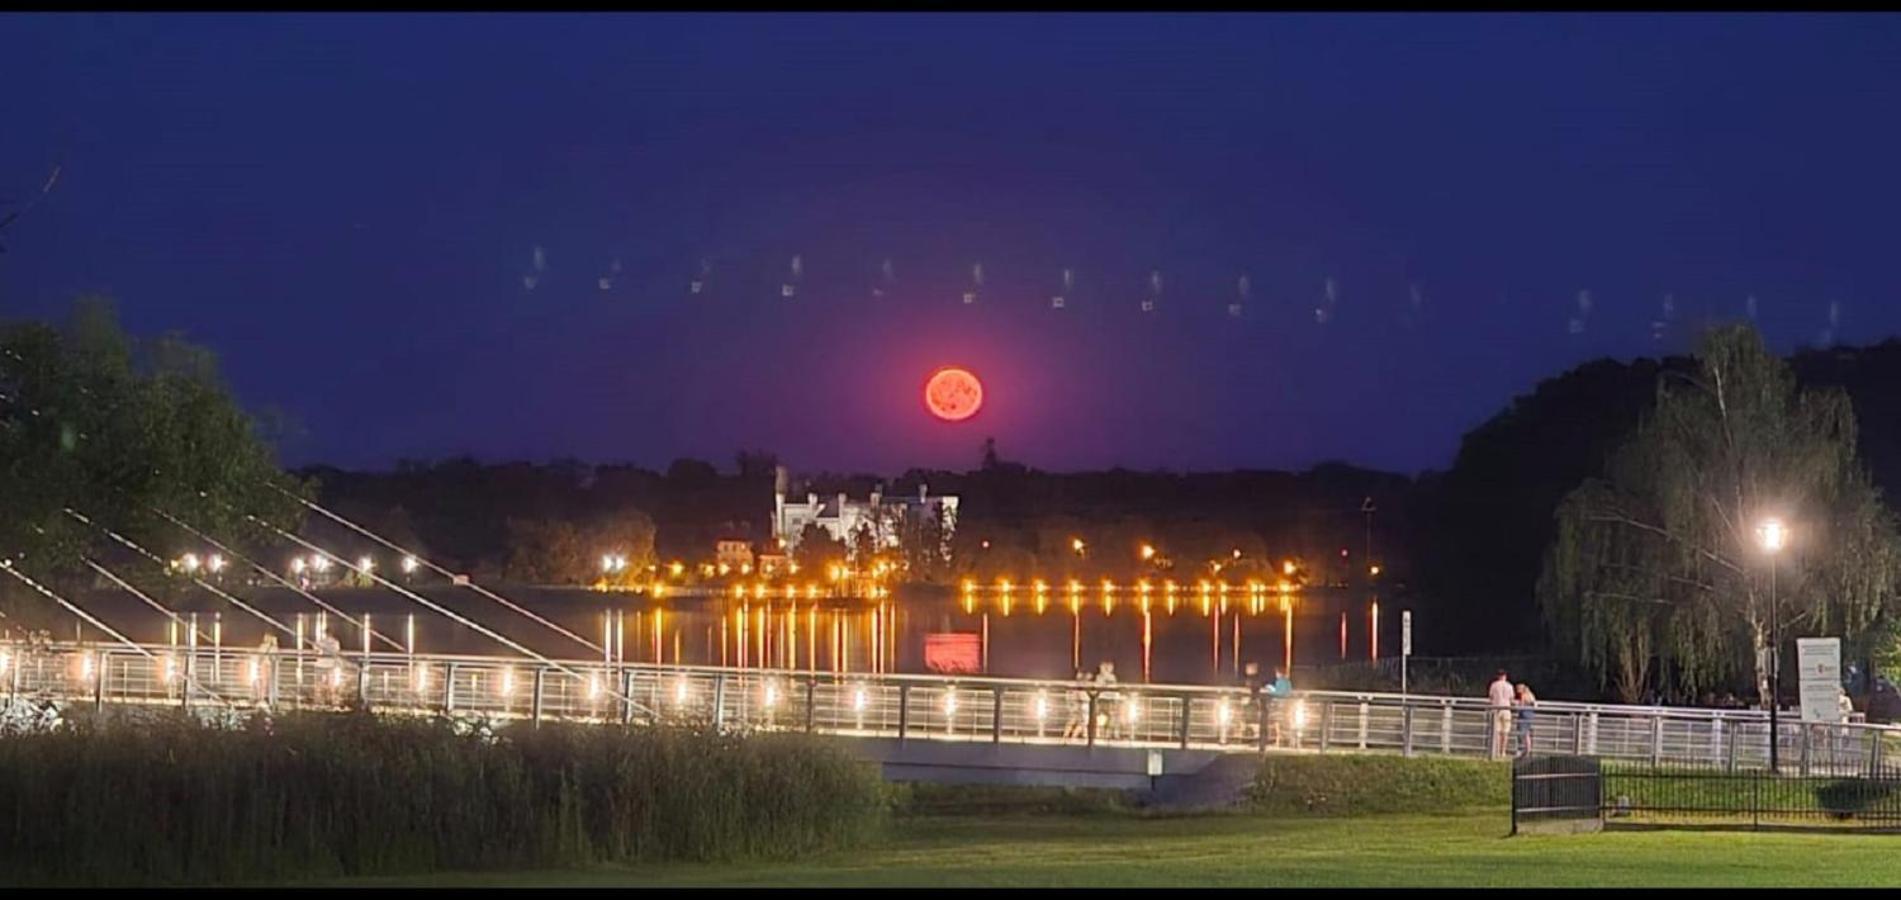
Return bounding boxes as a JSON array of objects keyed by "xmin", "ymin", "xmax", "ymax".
[{"xmin": 1757, "ymin": 517, "xmax": 1788, "ymax": 773}]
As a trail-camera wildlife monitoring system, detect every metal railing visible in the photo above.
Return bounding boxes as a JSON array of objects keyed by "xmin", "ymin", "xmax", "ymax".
[
  {"xmin": 1514, "ymin": 753, "xmax": 1901, "ymax": 832},
  {"xmin": 3, "ymin": 639, "xmax": 1896, "ymax": 773}
]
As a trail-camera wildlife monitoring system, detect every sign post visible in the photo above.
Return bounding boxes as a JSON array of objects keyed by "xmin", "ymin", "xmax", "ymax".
[
  {"xmin": 1401, "ymin": 610, "xmax": 1412, "ymax": 697},
  {"xmin": 1797, "ymin": 637, "xmax": 1843, "ymax": 724}
]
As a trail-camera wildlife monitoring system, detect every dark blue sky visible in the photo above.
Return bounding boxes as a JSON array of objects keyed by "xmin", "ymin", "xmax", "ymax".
[{"xmin": 5, "ymin": 13, "xmax": 1900, "ymax": 475}]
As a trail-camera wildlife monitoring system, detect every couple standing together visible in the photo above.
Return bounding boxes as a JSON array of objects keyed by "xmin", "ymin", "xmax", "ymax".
[{"xmin": 1488, "ymin": 670, "xmax": 1536, "ymax": 758}]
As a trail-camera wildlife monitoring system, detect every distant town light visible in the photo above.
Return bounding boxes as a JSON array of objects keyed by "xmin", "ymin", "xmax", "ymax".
[{"xmin": 401, "ymin": 555, "xmax": 420, "ymax": 574}]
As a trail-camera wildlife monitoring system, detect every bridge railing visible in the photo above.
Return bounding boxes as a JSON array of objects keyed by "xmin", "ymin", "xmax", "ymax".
[{"xmin": 2, "ymin": 640, "xmax": 1894, "ymax": 775}]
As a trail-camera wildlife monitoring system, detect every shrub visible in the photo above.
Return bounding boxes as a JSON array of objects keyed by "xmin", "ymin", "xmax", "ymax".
[
  {"xmin": 1814, "ymin": 777, "xmax": 1899, "ymax": 820},
  {"xmin": 0, "ymin": 709, "xmax": 887, "ymax": 885},
  {"xmin": 1246, "ymin": 754, "xmax": 1508, "ymax": 815}
]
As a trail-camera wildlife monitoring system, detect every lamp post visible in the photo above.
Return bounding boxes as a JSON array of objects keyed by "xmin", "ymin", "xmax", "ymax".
[{"xmin": 1757, "ymin": 518, "xmax": 1787, "ymax": 774}]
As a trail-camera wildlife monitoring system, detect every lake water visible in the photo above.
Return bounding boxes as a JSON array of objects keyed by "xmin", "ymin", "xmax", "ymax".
[{"xmin": 52, "ymin": 582, "xmax": 1397, "ymax": 687}]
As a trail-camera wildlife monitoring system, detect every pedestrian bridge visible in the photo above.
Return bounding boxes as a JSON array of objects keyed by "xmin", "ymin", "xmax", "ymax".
[{"xmin": 1, "ymin": 641, "xmax": 1892, "ymax": 785}]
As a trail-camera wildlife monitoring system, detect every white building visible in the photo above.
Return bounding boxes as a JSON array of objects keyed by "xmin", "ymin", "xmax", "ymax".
[{"xmin": 774, "ymin": 479, "xmax": 958, "ymax": 561}]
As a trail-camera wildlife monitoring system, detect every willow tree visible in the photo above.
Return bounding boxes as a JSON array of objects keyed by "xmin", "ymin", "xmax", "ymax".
[
  {"xmin": 0, "ymin": 297, "xmax": 306, "ymax": 613},
  {"xmin": 1538, "ymin": 324, "xmax": 1901, "ymax": 703}
]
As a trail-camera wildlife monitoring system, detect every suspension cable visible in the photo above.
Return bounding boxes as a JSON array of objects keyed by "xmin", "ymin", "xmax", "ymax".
[
  {"xmin": 66, "ymin": 509, "xmax": 296, "ymax": 640},
  {"xmin": 151, "ymin": 508, "xmax": 404, "ymax": 652},
  {"xmin": 255, "ymin": 518, "xmax": 652, "ymax": 717},
  {"xmin": 0, "ymin": 559, "xmax": 241, "ymax": 709},
  {"xmin": 270, "ymin": 486, "xmax": 608, "ymax": 657}
]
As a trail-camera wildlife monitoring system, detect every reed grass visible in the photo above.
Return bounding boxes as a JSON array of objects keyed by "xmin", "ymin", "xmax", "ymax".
[{"xmin": 0, "ymin": 710, "xmax": 888, "ymax": 885}]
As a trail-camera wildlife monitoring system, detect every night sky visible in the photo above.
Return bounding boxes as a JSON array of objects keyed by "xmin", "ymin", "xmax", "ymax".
[{"xmin": 4, "ymin": 13, "xmax": 1900, "ymax": 476}]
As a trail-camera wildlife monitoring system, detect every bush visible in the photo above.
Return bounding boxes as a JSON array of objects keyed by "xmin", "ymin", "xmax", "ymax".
[
  {"xmin": 1814, "ymin": 778, "xmax": 1899, "ymax": 820},
  {"xmin": 1246, "ymin": 754, "xmax": 1508, "ymax": 815},
  {"xmin": 0, "ymin": 710, "xmax": 888, "ymax": 885}
]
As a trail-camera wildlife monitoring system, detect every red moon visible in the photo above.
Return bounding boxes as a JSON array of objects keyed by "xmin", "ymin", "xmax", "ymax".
[{"xmin": 924, "ymin": 366, "xmax": 984, "ymax": 422}]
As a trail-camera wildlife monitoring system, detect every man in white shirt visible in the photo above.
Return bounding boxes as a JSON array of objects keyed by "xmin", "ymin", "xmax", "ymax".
[{"xmin": 1488, "ymin": 670, "xmax": 1515, "ymax": 759}]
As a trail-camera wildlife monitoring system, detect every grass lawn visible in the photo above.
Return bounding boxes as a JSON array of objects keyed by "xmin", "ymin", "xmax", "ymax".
[{"xmin": 326, "ymin": 811, "xmax": 1901, "ymax": 887}]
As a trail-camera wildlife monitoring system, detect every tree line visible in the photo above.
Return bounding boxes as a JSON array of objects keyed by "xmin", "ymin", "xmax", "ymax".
[{"xmin": 13, "ymin": 295, "xmax": 1901, "ymax": 706}]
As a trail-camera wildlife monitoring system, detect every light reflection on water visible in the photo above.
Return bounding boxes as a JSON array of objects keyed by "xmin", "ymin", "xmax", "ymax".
[{"xmin": 60, "ymin": 585, "xmax": 1389, "ymax": 687}]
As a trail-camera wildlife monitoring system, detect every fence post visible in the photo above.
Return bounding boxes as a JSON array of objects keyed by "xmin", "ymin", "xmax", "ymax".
[
  {"xmin": 1357, "ymin": 701, "xmax": 1369, "ymax": 749},
  {"xmin": 1870, "ymin": 727, "xmax": 1883, "ymax": 777},
  {"xmin": 1441, "ymin": 702, "xmax": 1453, "ymax": 755},
  {"xmin": 1586, "ymin": 712, "xmax": 1598, "ymax": 755},
  {"xmin": 1571, "ymin": 713, "xmax": 1583, "ymax": 755},
  {"xmin": 1650, "ymin": 716, "xmax": 1662, "ymax": 766},
  {"xmin": 531, "ymin": 668, "xmax": 546, "ymax": 726},
  {"xmin": 1727, "ymin": 720, "xmax": 1739, "ymax": 773},
  {"xmin": 184, "ymin": 613, "xmax": 198, "ymax": 710},
  {"xmin": 93, "ymin": 650, "xmax": 108, "ymax": 712},
  {"xmin": 443, "ymin": 662, "xmax": 458, "ymax": 713},
  {"xmin": 1710, "ymin": 718, "xmax": 1724, "ymax": 766},
  {"xmin": 806, "ymin": 678, "xmax": 818, "ymax": 734},
  {"xmin": 1319, "ymin": 700, "xmax": 1331, "ymax": 752},
  {"xmin": 1178, "ymin": 695, "xmax": 1193, "ymax": 749},
  {"xmin": 1800, "ymin": 725, "xmax": 1811, "ymax": 777},
  {"xmin": 1509, "ymin": 759, "xmax": 1519, "ymax": 836},
  {"xmin": 1089, "ymin": 691, "xmax": 1101, "ymax": 749},
  {"xmin": 620, "ymin": 669, "xmax": 634, "ymax": 724},
  {"xmin": 1402, "ymin": 705, "xmax": 1415, "ymax": 758},
  {"xmin": 994, "ymin": 688, "xmax": 1006, "ymax": 745},
  {"xmin": 897, "ymin": 684, "xmax": 911, "ymax": 743},
  {"xmin": 712, "ymin": 674, "xmax": 727, "ymax": 730}
]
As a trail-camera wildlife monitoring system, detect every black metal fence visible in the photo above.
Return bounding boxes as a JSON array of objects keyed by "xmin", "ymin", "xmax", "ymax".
[
  {"xmin": 1513, "ymin": 750, "xmax": 1901, "ymax": 833},
  {"xmin": 1512, "ymin": 755, "xmax": 1603, "ymax": 834}
]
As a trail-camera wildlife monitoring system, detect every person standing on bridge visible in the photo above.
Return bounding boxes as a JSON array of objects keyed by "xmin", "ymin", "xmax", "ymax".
[
  {"xmin": 1063, "ymin": 670, "xmax": 1091, "ymax": 742},
  {"xmin": 1240, "ymin": 662, "xmax": 1264, "ymax": 743},
  {"xmin": 1264, "ymin": 667, "xmax": 1293, "ymax": 747},
  {"xmin": 1488, "ymin": 670, "xmax": 1515, "ymax": 759},
  {"xmin": 1095, "ymin": 661, "xmax": 1120, "ymax": 740},
  {"xmin": 314, "ymin": 631, "xmax": 344, "ymax": 706},
  {"xmin": 1514, "ymin": 682, "xmax": 1538, "ymax": 758},
  {"xmin": 256, "ymin": 633, "xmax": 278, "ymax": 706}
]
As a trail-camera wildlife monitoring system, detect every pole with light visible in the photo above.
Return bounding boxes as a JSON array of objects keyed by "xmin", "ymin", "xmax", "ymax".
[{"xmin": 1757, "ymin": 517, "xmax": 1787, "ymax": 774}]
